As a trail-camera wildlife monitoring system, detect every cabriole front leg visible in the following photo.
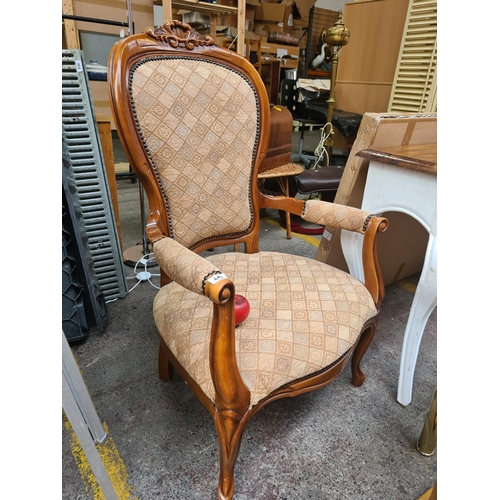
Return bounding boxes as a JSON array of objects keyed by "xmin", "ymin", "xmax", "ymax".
[
  {"xmin": 214, "ymin": 410, "xmax": 249, "ymax": 500},
  {"xmin": 351, "ymin": 317, "xmax": 378, "ymax": 386}
]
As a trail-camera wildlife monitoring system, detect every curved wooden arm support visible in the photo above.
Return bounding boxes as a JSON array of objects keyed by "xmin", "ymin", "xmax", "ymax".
[
  {"xmin": 361, "ymin": 216, "xmax": 388, "ymax": 309},
  {"xmin": 205, "ymin": 279, "xmax": 251, "ymax": 500},
  {"xmin": 259, "ymin": 192, "xmax": 305, "ymax": 216},
  {"xmin": 205, "ymin": 279, "xmax": 251, "ymax": 412}
]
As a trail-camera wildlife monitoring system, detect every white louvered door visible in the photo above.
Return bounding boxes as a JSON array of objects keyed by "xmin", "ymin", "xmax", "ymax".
[{"xmin": 388, "ymin": 0, "xmax": 437, "ymax": 113}]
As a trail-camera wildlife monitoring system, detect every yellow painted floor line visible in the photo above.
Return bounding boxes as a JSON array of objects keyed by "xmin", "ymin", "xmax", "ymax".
[
  {"xmin": 395, "ymin": 279, "xmax": 418, "ymax": 293},
  {"xmin": 264, "ymin": 218, "xmax": 321, "ymax": 248},
  {"xmin": 64, "ymin": 353, "xmax": 137, "ymax": 499},
  {"xmin": 64, "ymin": 417, "xmax": 138, "ymax": 499}
]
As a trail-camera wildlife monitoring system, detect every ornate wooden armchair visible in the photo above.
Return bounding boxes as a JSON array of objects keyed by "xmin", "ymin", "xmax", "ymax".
[{"xmin": 108, "ymin": 21, "xmax": 388, "ymax": 500}]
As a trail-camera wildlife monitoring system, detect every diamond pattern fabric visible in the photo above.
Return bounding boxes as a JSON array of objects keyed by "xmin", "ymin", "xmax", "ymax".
[
  {"xmin": 130, "ymin": 57, "xmax": 258, "ymax": 248},
  {"xmin": 303, "ymin": 200, "xmax": 373, "ymax": 234},
  {"xmin": 154, "ymin": 236, "xmax": 220, "ymax": 295},
  {"xmin": 153, "ymin": 251, "xmax": 377, "ymax": 407}
]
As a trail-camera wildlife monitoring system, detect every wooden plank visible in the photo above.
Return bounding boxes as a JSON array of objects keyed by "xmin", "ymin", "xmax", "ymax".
[
  {"xmin": 96, "ymin": 117, "xmax": 124, "ymax": 253},
  {"xmin": 164, "ymin": 0, "xmax": 172, "ymax": 22},
  {"xmin": 62, "ymin": 0, "xmax": 80, "ymax": 49},
  {"xmin": 236, "ymin": 0, "xmax": 245, "ymax": 55},
  {"xmin": 357, "ymin": 143, "xmax": 437, "ymax": 174}
]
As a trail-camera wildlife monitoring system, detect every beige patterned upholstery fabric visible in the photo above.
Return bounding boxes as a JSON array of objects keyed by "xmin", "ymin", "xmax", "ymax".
[
  {"xmin": 153, "ymin": 251, "xmax": 377, "ymax": 407},
  {"xmin": 153, "ymin": 237, "xmax": 220, "ymax": 295},
  {"xmin": 130, "ymin": 57, "xmax": 259, "ymax": 248},
  {"xmin": 303, "ymin": 200, "xmax": 373, "ymax": 234}
]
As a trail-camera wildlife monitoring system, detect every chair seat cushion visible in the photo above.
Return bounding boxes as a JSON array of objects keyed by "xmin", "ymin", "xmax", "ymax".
[{"xmin": 153, "ymin": 252, "xmax": 377, "ymax": 407}]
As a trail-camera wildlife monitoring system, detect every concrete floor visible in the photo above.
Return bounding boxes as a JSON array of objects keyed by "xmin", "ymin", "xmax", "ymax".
[{"xmin": 62, "ymin": 129, "xmax": 437, "ymax": 499}]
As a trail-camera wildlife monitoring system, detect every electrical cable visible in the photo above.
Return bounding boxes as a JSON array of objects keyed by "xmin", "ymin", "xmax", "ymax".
[
  {"xmin": 311, "ymin": 122, "xmax": 333, "ymax": 170},
  {"xmin": 125, "ymin": 253, "xmax": 161, "ymax": 293}
]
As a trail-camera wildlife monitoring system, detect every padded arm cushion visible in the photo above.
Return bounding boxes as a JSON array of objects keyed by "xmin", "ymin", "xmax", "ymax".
[
  {"xmin": 302, "ymin": 199, "xmax": 374, "ymax": 234},
  {"xmin": 153, "ymin": 237, "xmax": 223, "ymax": 295}
]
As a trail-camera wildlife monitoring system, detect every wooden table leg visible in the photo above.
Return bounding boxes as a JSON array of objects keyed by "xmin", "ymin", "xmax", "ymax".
[{"xmin": 278, "ymin": 176, "xmax": 292, "ymax": 239}]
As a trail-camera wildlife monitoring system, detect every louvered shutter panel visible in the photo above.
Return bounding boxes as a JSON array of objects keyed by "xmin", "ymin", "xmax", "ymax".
[
  {"xmin": 388, "ymin": 0, "xmax": 437, "ymax": 113},
  {"xmin": 62, "ymin": 49, "xmax": 128, "ymax": 301}
]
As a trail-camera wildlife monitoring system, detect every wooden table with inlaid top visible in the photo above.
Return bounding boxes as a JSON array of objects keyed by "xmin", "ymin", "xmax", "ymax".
[{"xmin": 340, "ymin": 143, "xmax": 437, "ymax": 406}]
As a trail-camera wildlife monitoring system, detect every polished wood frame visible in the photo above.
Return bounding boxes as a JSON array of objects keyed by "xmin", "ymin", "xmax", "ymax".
[{"xmin": 109, "ymin": 21, "xmax": 388, "ymax": 500}]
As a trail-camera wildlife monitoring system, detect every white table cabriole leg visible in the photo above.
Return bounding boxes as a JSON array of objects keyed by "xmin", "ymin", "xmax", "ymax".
[
  {"xmin": 341, "ymin": 161, "xmax": 437, "ymax": 406},
  {"xmin": 397, "ymin": 235, "xmax": 437, "ymax": 406},
  {"xmin": 340, "ymin": 230, "xmax": 365, "ymax": 283}
]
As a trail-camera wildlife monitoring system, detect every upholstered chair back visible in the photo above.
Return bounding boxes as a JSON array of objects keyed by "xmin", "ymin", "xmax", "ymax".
[{"xmin": 109, "ymin": 22, "xmax": 270, "ymax": 253}]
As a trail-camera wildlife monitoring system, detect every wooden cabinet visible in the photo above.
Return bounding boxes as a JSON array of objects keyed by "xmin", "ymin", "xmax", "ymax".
[{"xmin": 335, "ymin": 0, "xmax": 410, "ymax": 115}]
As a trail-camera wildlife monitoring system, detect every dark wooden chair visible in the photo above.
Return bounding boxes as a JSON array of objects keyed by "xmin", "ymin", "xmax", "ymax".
[
  {"xmin": 108, "ymin": 20, "xmax": 388, "ymax": 500},
  {"xmin": 279, "ymin": 78, "xmax": 324, "ymax": 167}
]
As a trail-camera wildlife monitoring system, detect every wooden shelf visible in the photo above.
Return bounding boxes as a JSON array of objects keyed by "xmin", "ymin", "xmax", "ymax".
[
  {"xmin": 171, "ymin": 0, "xmax": 237, "ymax": 15},
  {"xmin": 162, "ymin": 0, "xmax": 245, "ymax": 55}
]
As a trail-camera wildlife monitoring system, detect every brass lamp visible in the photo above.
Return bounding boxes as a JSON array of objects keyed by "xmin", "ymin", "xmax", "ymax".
[{"xmin": 322, "ymin": 11, "xmax": 350, "ymax": 164}]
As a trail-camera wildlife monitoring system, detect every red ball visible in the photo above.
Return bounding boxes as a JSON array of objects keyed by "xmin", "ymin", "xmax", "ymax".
[{"xmin": 234, "ymin": 294, "xmax": 250, "ymax": 326}]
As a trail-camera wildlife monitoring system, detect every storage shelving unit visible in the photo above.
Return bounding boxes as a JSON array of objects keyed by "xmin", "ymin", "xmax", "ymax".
[{"xmin": 162, "ymin": 0, "xmax": 246, "ymax": 55}]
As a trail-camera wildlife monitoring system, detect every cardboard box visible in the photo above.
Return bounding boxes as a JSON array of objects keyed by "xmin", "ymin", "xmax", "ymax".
[
  {"xmin": 314, "ymin": 112, "xmax": 437, "ymax": 286},
  {"xmin": 216, "ymin": 26, "xmax": 258, "ymax": 41},
  {"xmin": 244, "ymin": 30, "xmax": 258, "ymax": 40},
  {"xmin": 255, "ymin": 0, "xmax": 294, "ymax": 25},
  {"xmin": 217, "ymin": 26, "xmax": 238, "ymax": 37},
  {"xmin": 182, "ymin": 11, "xmax": 210, "ymax": 24},
  {"xmin": 267, "ymin": 25, "xmax": 300, "ymax": 45},
  {"xmin": 254, "ymin": 22, "xmax": 269, "ymax": 40},
  {"xmin": 294, "ymin": 0, "xmax": 316, "ymax": 19},
  {"xmin": 246, "ymin": 0, "xmax": 260, "ymax": 31}
]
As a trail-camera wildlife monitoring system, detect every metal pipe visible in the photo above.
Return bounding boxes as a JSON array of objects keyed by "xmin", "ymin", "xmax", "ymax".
[
  {"xmin": 62, "ymin": 14, "xmax": 132, "ymax": 28},
  {"xmin": 304, "ymin": 6, "xmax": 315, "ymax": 74}
]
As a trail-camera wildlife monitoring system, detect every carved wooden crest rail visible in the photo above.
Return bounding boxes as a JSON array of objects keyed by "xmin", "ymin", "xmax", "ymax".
[{"xmin": 146, "ymin": 20, "xmax": 215, "ymax": 49}]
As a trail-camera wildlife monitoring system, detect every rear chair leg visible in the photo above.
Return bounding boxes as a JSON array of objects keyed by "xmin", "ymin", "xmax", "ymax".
[{"xmin": 158, "ymin": 340, "xmax": 174, "ymax": 381}]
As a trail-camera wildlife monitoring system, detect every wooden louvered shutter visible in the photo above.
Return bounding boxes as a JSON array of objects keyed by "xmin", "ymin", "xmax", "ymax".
[{"xmin": 388, "ymin": 0, "xmax": 437, "ymax": 112}]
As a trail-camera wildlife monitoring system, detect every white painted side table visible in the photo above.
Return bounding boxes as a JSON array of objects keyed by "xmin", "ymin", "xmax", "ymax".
[{"xmin": 340, "ymin": 144, "xmax": 437, "ymax": 406}]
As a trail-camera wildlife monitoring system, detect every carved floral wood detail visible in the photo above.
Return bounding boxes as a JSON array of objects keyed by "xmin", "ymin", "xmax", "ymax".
[{"xmin": 146, "ymin": 20, "xmax": 215, "ymax": 49}]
